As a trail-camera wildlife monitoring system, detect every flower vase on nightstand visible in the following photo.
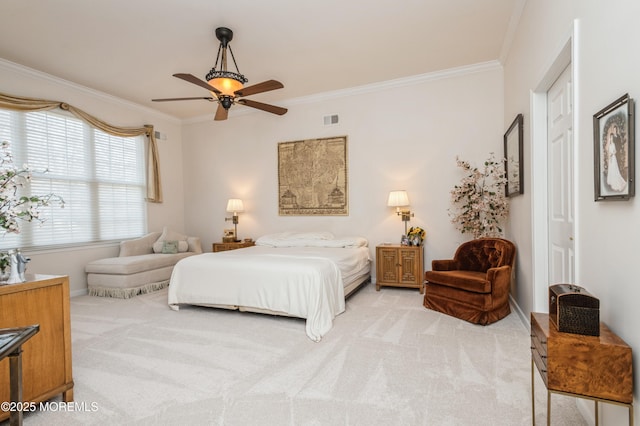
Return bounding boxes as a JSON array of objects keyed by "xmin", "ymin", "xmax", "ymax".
[{"xmin": 407, "ymin": 227, "xmax": 426, "ymax": 247}]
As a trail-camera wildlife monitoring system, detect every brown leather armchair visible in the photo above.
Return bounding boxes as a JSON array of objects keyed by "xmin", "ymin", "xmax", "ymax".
[{"xmin": 423, "ymin": 238, "xmax": 516, "ymax": 325}]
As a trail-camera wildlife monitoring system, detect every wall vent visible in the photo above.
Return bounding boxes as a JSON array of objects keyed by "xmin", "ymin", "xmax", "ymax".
[
  {"xmin": 154, "ymin": 131, "xmax": 167, "ymax": 140},
  {"xmin": 323, "ymin": 114, "xmax": 339, "ymax": 126}
]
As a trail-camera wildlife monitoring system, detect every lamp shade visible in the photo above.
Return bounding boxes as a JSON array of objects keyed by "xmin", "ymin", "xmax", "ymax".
[
  {"xmin": 226, "ymin": 198, "xmax": 244, "ymax": 213},
  {"xmin": 387, "ymin": 190, "xmax": 409, "ymax": 207},
  {"xmin": 209, "ymin": 77, "xmax": 244, "ymax": 97}
]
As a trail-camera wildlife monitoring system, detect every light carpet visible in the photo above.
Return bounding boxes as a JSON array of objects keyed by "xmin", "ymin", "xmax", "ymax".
[{"xmin": 14, "ymin": 283, "xmax": 586, "ymax": 425}]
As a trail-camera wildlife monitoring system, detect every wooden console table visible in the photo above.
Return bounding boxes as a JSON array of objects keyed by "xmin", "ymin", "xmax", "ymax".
[
  {"xmin": 0, "ymin": 275, "xmax": 74, "ymax": 422},
  {"xmin": 530, "ymin": 312, "xmax": 633, "ymax": 425}
]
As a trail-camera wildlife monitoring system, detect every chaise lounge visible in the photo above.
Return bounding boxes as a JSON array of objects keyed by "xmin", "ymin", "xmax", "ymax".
[{"xmin": 85, "ymin": 228, "xmax": 202, "ymax": 298}]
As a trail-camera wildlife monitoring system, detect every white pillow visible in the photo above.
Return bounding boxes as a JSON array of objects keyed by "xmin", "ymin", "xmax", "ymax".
[
  {"xmin": 286, "ymin": 231, "xmax": 334, "ymax": 240},
  {"xmin": 256, "ymin": 233, "xmax": 367, "ymax": 248},
  {"xmin": 256, "ymin": 231, "xmax": 334, "ymax": 246},
  {"xmin": 329, "ymin": 237, "xmax": 368, "ymax": 248}
]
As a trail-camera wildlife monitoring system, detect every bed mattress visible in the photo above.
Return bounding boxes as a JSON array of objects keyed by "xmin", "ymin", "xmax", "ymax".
[{"xmin": 168, "ymin": 245, "xmax": 371, "ymax": 341}]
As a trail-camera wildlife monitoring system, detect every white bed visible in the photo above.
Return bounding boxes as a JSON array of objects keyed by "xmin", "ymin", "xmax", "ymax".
[{"xmin": 167, "ymin": 233, "xmax": 371, "ymax": 341}]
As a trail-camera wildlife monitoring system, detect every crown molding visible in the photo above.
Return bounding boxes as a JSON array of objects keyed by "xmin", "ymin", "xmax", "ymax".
[
  {"xmin": 499, "ymin": 0, "xmax": 527, "ymax": 64},
  {"xmin": 288, "ymin": 60, "xmax": 502, "ymax": 106},
  {"xmin": 185, "ymin": 60, "xmax": 503, "ymax": 124},
  {"xmin": 0, "ymin": 58, "xmax": 181, "ymax": 124},
  {"xmin": 0, "ymin": 56, "xmax": 501, "ymax": 126}
]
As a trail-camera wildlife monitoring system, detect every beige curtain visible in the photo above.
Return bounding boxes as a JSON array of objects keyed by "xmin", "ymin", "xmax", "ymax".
[{"xmin": 0, "ymin": 92, "xmax": 163, "ymax": 203}]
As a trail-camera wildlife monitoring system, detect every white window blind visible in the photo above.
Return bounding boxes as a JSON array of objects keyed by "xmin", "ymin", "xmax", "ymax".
[{"xmin": 0, "ymin": 108, "xmax": 146, "ymax": 250}]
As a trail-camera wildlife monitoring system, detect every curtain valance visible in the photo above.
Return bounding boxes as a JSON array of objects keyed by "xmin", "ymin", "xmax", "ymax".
[{"xmin": 0, "ymin": 92, "xmax": 162, "ymax": 202}]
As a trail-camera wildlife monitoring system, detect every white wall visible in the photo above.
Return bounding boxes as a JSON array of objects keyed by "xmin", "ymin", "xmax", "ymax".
[
  {"xmin": 182, "ymin": 64, "xmax": 504, "ymax": 282},
  {"xmin": 504, "ymin": 0, "xmax": 640, "ymax": 423},
  {"xmin": 0, "ymin": 59, "xmax": 504, "ymax": 295},
  {"xmin": 0, "ymin": 59, "xmax": 187, "ymax": 295}
]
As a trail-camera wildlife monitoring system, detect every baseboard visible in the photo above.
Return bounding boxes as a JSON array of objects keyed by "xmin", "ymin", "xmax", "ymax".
[
  {"xmin": 70, "ymin": 288, "xmax": 88, "ymax": 298},
  {"xmin": 509, "ymin": 294, "xmax": 529, "ymax": 330}
]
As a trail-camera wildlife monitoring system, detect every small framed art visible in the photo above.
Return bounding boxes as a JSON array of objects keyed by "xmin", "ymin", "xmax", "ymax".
[
  {"xmin": 504, "ymin": 114, "xmax": 524, "ymax": 197},
  {"xmin": 223, "ymin": 228, "xmax": 236, "ymax": 243},
  {"xmin": 593, "ymin": 93, "xmax": 635, "ymax": 201}
]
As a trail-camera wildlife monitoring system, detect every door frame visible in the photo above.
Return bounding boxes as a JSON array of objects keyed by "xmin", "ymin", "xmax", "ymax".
[{"xmin": 531, "ymin": 22, "xmax": 580, "ymax": 312}]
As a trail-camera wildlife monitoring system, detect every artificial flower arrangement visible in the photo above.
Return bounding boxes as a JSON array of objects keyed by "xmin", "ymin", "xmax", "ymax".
[
  {"xmin": 406, "ymin": 226, "xmax": 426, "ymax": 246},
  {"xmin": 0, "ymin": 141, "xmax": 64, "ymax": 277},
  {"xmin": 449, "ymin": 152, "xmax": 509, "ymax": 239},
  {"xmin": 0, "ymin": 141, "xmax": 63, "ymax": 234}
]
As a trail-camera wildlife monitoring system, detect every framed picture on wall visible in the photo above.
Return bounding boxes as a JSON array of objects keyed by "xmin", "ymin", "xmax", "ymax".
[
  {"xmin": 504, "ymin": 114, "xmax": 524, "ymax": 197},
  {"xmin": 278, "ymin": 136, "xmax": 348, "ymax": 215},
  {"xmin": 593, "ymin": 93, "xmax": 635, "ymax": 201},
  {"xmin": 223, "ymin": 228, "xmax": 236, "ymax": 243}
]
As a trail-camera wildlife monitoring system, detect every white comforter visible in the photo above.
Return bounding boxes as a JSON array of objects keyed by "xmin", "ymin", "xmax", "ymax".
[{"xmin": 168, "ymin": 245, "xmax": 369, "ymax": 341}]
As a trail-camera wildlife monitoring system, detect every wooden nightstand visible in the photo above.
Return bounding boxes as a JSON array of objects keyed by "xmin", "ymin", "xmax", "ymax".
[
  {"xmin": 212, "ymin": 240, "xmax": 255, "ymax": 252},
  {"xmin": 375, "ymin": 244, "xmax": 424, "ymax": 293}
]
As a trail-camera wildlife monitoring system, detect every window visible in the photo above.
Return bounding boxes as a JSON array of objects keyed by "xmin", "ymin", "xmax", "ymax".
[{"xmin": 0, "ymin": 108, "xmax": 146, "ymax": 250}]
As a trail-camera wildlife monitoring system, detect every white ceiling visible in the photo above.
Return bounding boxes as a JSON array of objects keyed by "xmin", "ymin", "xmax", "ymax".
[{"xmin": 0, "ymin": 0, "xmax": 521, "ymax": 120}]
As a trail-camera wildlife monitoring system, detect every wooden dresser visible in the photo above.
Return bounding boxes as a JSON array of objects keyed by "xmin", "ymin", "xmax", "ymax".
[
  {"xmin": 212, "ymin": 240, "xmax": 255, "ymax": 252},
  {"xmin": 530, "ymin": 312, "xmax": 633, "ymax": 425},
  {"xmin": 0, "ymin": 275, "xmax": 74, "ymax": 420},
  {"xmin": 375, "ymin": 244, "xmax": 424, "ymax": 293}
]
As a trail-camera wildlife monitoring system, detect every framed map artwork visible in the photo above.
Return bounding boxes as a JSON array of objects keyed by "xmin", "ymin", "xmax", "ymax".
[{"xmin": 278, "ymin": 136, "xmax": 348, "ymax": 215}]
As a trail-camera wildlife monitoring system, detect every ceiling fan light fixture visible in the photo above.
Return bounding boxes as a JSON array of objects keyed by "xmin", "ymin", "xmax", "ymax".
[
  {"xmin": 154, "ymin": 26, "xmax": 287, "ymax": 120},
  {"xmin": 205, "ymin": 27, "xmax": 248, "ymax": 97},
  {"xmin": 206, "ymin": 69, "xmax": 246, "ymax": 96}
]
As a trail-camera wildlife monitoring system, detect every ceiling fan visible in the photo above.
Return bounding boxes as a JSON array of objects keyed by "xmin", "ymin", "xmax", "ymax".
[{"xmin": 152, "ymin": 27, "xmax": 287, "ymax": 121}]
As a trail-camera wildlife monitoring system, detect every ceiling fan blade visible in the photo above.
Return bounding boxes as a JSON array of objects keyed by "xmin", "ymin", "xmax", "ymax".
[
  {"xmin": 173, "ymin": 73, "xmax": 221, "ymax": 94},
  {"xmin": 237, "ymin": 99, "xmax": 287, "ymax": 116},
  {"xmin": 214, "ymin": 103, "xmax": 229, "ymax": 121},
  {"xmin": 152, "ymin": 97, "xmax": 215, "ymax": 102},
  {"xmin": 234, "ymin": 80, "xmax": 284, "ymax": 97}
]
